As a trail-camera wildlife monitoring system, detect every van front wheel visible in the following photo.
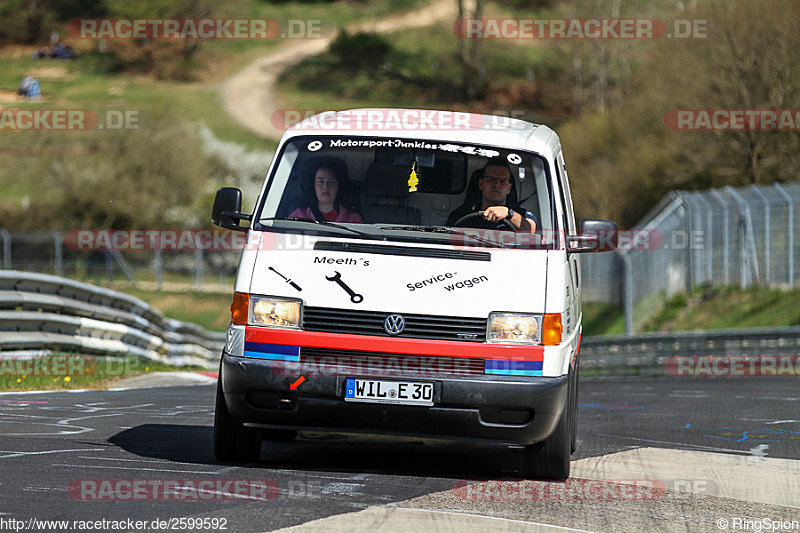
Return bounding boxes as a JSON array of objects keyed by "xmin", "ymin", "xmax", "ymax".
[
  {"xmin": 521, "ymin": 376, "xmax": 573, "ymax": 480},
  {"xmin": 213, "ymin": 378, "xmax": 262, "ymax": 462}
]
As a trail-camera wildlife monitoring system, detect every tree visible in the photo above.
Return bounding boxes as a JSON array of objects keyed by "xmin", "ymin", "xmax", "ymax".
[
  {"xmin": 646, "ymin": 0, "xmax": 800, "ymax": 186},
  {"xmin": 100, "ymin": 0, "xmax": 234, "ymax": 77},
  {"xmin": 455, "ymin": 0, "xmax": 488, "ymax": 100},
  {"xmin": 561, "ymin": 0, "xmax": 800, "ymax": 226}
]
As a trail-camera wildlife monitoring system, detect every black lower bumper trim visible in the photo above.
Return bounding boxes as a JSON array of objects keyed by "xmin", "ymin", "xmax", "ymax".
[{"xmin": 220, "ymin": 352, "xmax": 568, "ymax": 445}]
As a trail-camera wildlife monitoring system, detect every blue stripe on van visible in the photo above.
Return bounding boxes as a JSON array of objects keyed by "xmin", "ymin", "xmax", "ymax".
[
  {"xmin": 485, "ymin": 359, "xmax": 543, "ymax": 376},
  {"xmin": 243, "ymin": 342, "xmax": 300, "ymax": 362}
]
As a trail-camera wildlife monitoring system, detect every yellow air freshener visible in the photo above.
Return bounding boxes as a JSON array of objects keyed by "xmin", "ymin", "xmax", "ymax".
[{"xmin": 408, "ymin": 161, "xmax": 419, "ymax": 192}]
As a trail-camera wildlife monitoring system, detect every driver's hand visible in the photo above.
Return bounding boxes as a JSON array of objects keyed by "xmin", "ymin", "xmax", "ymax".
[{"xmin": 483, "ymin": 206, "xmax": 509, "ymax": 223}]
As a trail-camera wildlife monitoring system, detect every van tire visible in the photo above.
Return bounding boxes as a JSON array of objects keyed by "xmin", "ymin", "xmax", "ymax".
[
  {"xmin": 213, "ymin": 377, "xmax": 262, "ymax": 462},
  {"xmin": 522, "ymin": 373, "xmax": 573, "ymax": 480},
  {"xmin": 261, "ymin": 428, "xmax": 298, "ymax": 442}
]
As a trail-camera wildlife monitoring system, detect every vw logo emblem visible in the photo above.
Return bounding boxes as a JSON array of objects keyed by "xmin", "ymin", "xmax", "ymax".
[{"xmin": 384, "ymin": 314, "xmax": 405, "ymax": 335}]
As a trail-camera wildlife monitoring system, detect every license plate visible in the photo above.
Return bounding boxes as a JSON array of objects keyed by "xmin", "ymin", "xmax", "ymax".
[{"xmin": 344, "ymin": 378, "xmax": 434, "ymax": 406}]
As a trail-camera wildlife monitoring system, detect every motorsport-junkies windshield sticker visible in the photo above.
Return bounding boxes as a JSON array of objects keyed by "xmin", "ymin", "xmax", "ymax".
[{"xmin": 322, "ymin": 138, "xmax": 501, "ymax": 158}]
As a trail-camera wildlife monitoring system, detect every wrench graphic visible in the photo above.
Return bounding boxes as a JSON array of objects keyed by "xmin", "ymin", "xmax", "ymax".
[{"xmin": 325, "ymin": 271, "xmax": 363, "ymax": 303}]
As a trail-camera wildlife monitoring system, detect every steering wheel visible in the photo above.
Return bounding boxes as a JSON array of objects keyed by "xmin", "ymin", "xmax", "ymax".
[{"xmin": 452, "ymin": 210, "xmax": 516, "ymax": 231}]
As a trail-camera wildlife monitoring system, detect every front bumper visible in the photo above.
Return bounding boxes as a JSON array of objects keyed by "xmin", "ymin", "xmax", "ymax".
[{"xmin": 221, "ymin": 351, "xmax": 568, "ymax": 445}]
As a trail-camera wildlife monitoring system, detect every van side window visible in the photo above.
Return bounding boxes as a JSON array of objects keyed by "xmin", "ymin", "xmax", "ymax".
[
  {"xmin": 558, "ymin": 154, "xmax": 577, "ymax": 234},
  {"xmin": 553, "ymin": 154, "xmax": 571, "ymax": 237}
]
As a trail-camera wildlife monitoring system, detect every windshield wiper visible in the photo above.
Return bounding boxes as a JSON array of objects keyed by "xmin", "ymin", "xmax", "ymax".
[
  {"xmin": 260, "ymin": 217, "xmax": 380, "ymax": 240},
  {"xmin": 376, "ymin": 225, "xmax": 506, "ymax": 248}
]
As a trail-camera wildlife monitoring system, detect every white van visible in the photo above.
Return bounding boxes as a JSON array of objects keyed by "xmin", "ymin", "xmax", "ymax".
[{"xmin": 211, "ymin": 109, "xmax": 616, "ymax": 479}]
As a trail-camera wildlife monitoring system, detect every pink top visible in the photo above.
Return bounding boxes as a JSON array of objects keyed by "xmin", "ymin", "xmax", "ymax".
[{"xmin": 288, "ymin": 206, "xmax": 364, "ymax": 223}]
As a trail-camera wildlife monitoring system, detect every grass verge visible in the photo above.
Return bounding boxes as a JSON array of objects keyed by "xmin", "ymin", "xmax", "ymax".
[
  {"xmin": 581, "ymin": 301, "xmax": 625, "ymax": 337},
  {"xmin": 0, "ymin": 0, "xmax": 430, "ymax": 204},
  {"xmin": 642, "ymin": 286, "xmax": 800, "ymax": 332},
  {"xmin": 585, "ymin": 285, "xmax": 800, "ymax": 336},
  {"xmin": 0, "ymin": 356, "xmax": 209, "ymax": 392},
  {"xmin": 123, "ymin": 287, "xmax": 233, "ymax": 332}
]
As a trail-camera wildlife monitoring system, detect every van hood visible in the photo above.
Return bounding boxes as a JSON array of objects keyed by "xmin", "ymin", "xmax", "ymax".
[{"xmin": 248, "ymin": 234, "xmax": 547, "ymax": 317}]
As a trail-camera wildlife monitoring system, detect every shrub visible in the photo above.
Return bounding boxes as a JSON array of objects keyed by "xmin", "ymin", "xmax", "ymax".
[{"xmin": 329, "ymin": 30, "xmax": 392, "ymax": 69}]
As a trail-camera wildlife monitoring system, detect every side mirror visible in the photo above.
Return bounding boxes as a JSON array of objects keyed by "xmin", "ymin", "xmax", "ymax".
[
  {"xmin": 212, "ymin": 187, "xmax": 251, "ymax": 232},
  {"xmin": 568, "ymin": 218, "xmax": 618, "ymax": 252}
]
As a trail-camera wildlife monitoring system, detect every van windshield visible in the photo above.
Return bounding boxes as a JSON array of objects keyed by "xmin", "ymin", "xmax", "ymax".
[{"xmin": 255, "ymin": 136, "xmax": 556, "ymax": 248}]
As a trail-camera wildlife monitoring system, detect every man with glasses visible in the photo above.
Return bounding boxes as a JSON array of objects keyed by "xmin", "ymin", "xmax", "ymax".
[{"xmin": 446, "ymin": 158, "xmax": 537, "ymax": 232}]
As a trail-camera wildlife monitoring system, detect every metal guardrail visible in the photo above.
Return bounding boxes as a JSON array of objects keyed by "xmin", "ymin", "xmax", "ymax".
[
  {"xmin": 0, "ymin": 271, "xmax": 225, "ymax": 368},
  {"xmin": 581, "ymin": 327, "xmax": 800, "ymax": 377},
  {"xmin": 3, "ymin": 270, "xmax": 795, "ymax": 377},
  {"xmin": 0, "ymin": 229, "xmax": 239, "ymax": 290}
]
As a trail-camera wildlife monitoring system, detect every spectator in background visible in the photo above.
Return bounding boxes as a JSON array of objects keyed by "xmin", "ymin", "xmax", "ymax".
[
  {"xmin": 26, "ymin": 77, "xmax": 41, "ymax": 101},
  {"xmin": 52, "ymin": 42, "xmax": 76, "ymax": 59},
  {"xmin": 32, "ymin": 42, "xmax": 76, "ymax": 59},
  {"xmin": 33, "ymin": 45, "xmax": 53, "ymax": 59},
  {"xmin": 18, "ymin": 75, "xmax": 34, "ymax": 96}
]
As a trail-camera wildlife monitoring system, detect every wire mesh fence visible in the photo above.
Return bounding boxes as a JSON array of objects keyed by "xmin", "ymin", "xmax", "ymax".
[
  {"xmin": 0, "ymin": 229, "xmax": 239, "ymax": 290},
  {"xmin": 582, "ymin": 182, "xmax": 800, "ymax": 332},
  {"xmin": 2, "ymin": 181, "xmax": 798, "ymax": 330}
]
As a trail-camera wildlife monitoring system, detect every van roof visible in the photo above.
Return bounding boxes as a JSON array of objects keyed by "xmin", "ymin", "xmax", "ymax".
[{"xmin": 282, "ymin": 108, "xmax": 561, "ymax": 157}]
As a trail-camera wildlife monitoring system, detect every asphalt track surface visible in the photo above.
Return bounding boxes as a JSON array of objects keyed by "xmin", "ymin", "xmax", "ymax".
[{"xmin": 1, "ymin": 378, "xmax": 798, "ymax": 532}]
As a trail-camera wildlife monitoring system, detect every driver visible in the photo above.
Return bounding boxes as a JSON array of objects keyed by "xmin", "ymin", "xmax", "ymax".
[{"xmin": 446, "ymin": 158, "xmax": 537, "ymax": 232}]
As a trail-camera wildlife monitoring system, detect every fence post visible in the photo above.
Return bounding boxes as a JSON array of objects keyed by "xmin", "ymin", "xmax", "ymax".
[
  {"xmin": 774, "ymin": 183, "xmax": 794, "ymax": 287},
  {"xmin": 154, "ymin": 248, "xmax": 163, "ymax": 290},
  {"xmin": 51, "ymin": 231, "xmax": 63, "ymax": 277},
  {"xmin": 195, "ymin": 249, "xmax": 204, "ymax": 288},
  {"xmin": 0, "ymin": 229, "xmax": 10, "ymax": 270},
  {"xmin": 710, "ymin": 190, "xmax": 730, "ymax": 285},
  {"xmin": 680, "ymin": 193, "xmax": 694, "ymax": 293},
  {"xmin": 622, "ymin": 251, "xmax": 634, "ymax": 335},
  {"xmin": 725, "ymin": 186, "xmax": 760, "ymax": 287},
  {"xmin": 693, "ymin": 192, "xmax": 714, "ymax": 284},
  {"xmin": 105, "ymin": 250, "xmax": 113, "ymax": 282},
  {"xmin": 750, "ymin": 185, "xmax": 771, "ymax": 285}
]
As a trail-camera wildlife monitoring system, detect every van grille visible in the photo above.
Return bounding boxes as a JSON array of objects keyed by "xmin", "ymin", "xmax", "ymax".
[{"xmin": 302, "ymin": 307, "xmax": 487, "ymax": 342}]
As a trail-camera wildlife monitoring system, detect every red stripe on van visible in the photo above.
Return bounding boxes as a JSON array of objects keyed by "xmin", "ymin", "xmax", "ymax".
[
  {"xmin": 572, "ymin": 333, "xmax": 581, "ymax": 366},
  {"xmin": 244, "ymin": 327, "xmax": 544, "ymax": 361}
]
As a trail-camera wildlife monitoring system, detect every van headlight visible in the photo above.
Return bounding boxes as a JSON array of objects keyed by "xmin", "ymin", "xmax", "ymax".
[
  {"xmin": 486, "ymin": 313, "xmax": 563, "ymax": 345},
  {"xmin": 249, "ymin": 296, "xmax": 302, "ymax": 329},
  {"xmin": 487, "ymin": 313, "xmax": 542, "ymax": 344}
]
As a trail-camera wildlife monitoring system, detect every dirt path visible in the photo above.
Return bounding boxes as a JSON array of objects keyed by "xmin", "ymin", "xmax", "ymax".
[{"xmin": 221, "ymin": 0, "xmax": 456, "ymax": 140}]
